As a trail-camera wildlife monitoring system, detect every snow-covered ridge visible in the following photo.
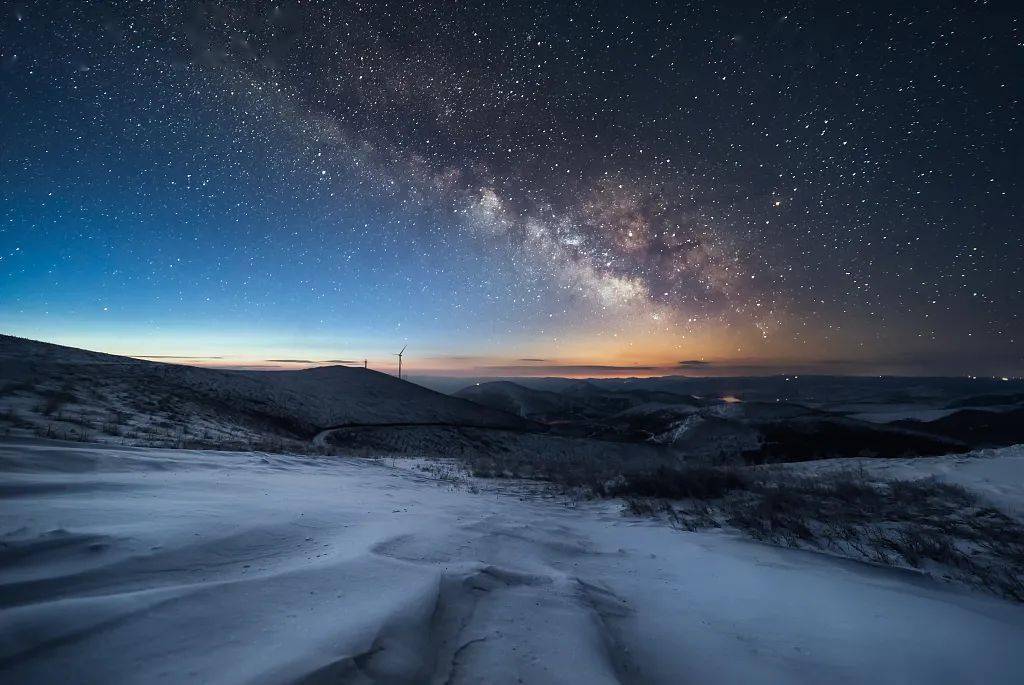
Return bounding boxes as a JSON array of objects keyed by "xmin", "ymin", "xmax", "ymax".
[{"xmin": 0, "ymin": 335, "xmax": 534, "ymax": 448}]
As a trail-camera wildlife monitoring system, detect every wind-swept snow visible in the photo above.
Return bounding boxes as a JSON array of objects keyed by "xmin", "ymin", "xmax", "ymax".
[{"xmin": 2, "ymin": 439, "xmax": 1023, "ymax": 684}]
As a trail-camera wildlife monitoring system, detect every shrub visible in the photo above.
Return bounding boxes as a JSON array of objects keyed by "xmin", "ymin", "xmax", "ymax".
[
  {"xmin": 604, "ymin": 466, "xmax": 1024, "ymax": 602},
  {"xmin": 39, "ymin": 389, "xmax": 76, "ymax": 416},
  {"xmin": 607, "ymin": 465, "xmax": 748, "ymax": 500}
]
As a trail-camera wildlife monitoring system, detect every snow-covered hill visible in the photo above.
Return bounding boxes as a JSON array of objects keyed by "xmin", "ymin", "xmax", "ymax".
[
  {"xmin": 1, "ymin": 438, "xmax": 1022, "ymax": 683},
  {"xmin": 453, "ymin": 380, "xmax": 574, "ymax": 419},
  {"xmin": 0, "ymin": 335, "xmax": 533, "ymax": 449},
  {"xmin": 454, "ymin": 380, "xmax": 704, "ymax": 423}
]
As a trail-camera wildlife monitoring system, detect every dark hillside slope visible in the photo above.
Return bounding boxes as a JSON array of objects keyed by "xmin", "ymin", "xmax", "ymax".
[
  {"xmin": 893, "ymin": 408, "xmax": 1024, "ymax": 447},
  {"xmin": 0, "ymin": 335, "xmax": 534, "ymax": 448}
]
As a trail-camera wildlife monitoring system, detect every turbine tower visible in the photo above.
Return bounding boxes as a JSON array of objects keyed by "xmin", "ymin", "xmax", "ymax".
[{"xmin": 395, "ymin": 345, "xmax": 407, "ymax": 380}]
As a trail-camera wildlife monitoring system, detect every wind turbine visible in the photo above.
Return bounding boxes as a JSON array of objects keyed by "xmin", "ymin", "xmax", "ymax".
[{"xmin": 394, "ymin": 345, "xmax": 407, "ymax": 380}]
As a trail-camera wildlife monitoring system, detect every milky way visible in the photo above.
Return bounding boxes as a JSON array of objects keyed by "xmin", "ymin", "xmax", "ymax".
[{"xmin": 1, "ymin": 2, "xmax": 1021, "ymax": 375}]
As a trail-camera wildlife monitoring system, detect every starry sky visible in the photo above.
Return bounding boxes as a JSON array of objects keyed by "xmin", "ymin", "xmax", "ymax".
[{"xmin": 1, "ymin": 1, "xmax": 1021, "ymax": 377}]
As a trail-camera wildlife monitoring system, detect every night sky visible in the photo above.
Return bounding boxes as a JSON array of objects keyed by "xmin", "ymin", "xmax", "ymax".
[{"xmin": 1, "ymin": 2, "xmax": 1021, "ymax": 376}]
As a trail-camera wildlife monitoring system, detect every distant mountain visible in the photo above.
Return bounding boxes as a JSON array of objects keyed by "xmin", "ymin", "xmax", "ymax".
[
  {"xmin": 0, "ymin": 335, "xmax": 535, "ymax": 449},
  {"xmin": 453, "ymin": 381, "xmax": 574, "ymax": 420},
  {"xmin": 748, "ymin": 417, "xmax": 968, "ymax": 463},
  {"xmin": 3, "ymin": 335, "xmax": 1015, "ymax": 464},
  {"xmin": 647, "ymin": 404, "xmax": 966, "ymax": 463},
  {"xmin": 438, "ymin": 374, "xmax": 1024, "ymax": 411},
  {"xmin": 454, "ymin": 377, "xmax": 974, "ymax": 462},
  {"xmin": 454, "ymin": 379, "xmax": 704, "ymax": 424},
  {"xmin": 946, "ymin": 393, "xmax": 1024, "ymax": 409},
  {"xmin": 893, "ymin": 408, "xmax": 1024, "ymax": 447}
]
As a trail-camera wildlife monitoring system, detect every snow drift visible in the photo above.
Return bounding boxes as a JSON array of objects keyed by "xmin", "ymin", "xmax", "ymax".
[{"xmin": 2, "ymin": 438, "xmax": 1023, "ymax": 683}]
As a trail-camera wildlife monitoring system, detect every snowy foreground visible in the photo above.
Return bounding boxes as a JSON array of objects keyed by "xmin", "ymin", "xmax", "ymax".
[{"xmin": 2, "ymin": 440, "xmax": 1024, "ymax": 684}]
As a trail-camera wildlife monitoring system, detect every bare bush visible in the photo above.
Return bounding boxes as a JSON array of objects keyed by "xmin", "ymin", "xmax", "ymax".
[
  {"xmin": 38, "ymin": 389, "xmax": 76, "ymax": 416},
  {"xmin": 719, "ymin": 473, "xmax": 1024, "ymax": 602},
  {"xmin": 567, "ymin": 461, "xmax": 1024, "ymax": 602},
  {"xmin": 607, "ymin": 465, "xmax": 748, "ymax": 500},
  {"xmin": 1, "ymin": 408, "xmax": 36, "ymax": 429},
  {"xmin": 0, "ymin": 381, "xmax": 34, "ymax": 397}
]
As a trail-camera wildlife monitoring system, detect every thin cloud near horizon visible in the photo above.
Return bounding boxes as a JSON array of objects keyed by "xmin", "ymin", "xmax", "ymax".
[
  {"xmin": 478, "ymin": 364, "xmax": 662, "ymax": 373},
  {"xmin": 133, "ymin": 355, "xmax": 225, "ymax": 360},
  {"xmin": 265, "ymin": 359, "xmax": 362, "ymax": 364}
]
